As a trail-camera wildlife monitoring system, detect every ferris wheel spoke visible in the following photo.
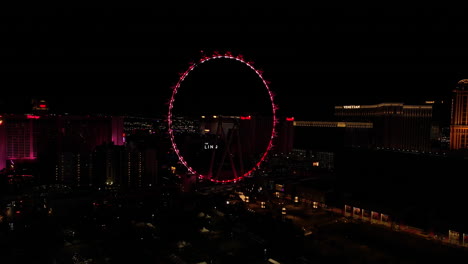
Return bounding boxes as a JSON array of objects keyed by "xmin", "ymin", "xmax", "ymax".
[
  {"xmin": 208, "ymin": 118, "xmax": 223, "ymax": 178},
  {"xmin": 235, "ymin": 123, "xmax": 244, "ymax": 176},
  {"xmin": 213, "ymin": 118, "xmax": 239, "ymax": 180}
]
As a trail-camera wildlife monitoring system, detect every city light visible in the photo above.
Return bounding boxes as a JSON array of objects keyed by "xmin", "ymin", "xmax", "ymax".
[
  {"xmin": 343, "ymin": 105, "xmax": 361, "ymax": 109},
  {"xmin": 6, "ymin": 207, "xmax": 12, "ymax": 217},
  {"xmin": 268, "ymin": 259, "xmax": 281, "ymax": 264},
  {"xmin": 26, "ymin": 114, "xmax": 40, "ymax": 119},
  {"xmin": 337, "ymin": 122, "xmax": 346, "ymax": 127}
]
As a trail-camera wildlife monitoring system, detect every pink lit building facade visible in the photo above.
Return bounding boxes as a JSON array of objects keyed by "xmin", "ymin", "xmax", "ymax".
[
  {"xmin": 0, "ymin": 114, "xmax": 125, "ymax": 175},
  {"xmin": 0, "ymin": 115, "xmax": 38, "ymax": 170}
]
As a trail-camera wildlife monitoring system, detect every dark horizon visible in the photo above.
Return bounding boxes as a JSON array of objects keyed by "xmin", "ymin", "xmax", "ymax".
[{"xmin": 0, "ymin": 92, "xmax": 456, "ymax": 120}]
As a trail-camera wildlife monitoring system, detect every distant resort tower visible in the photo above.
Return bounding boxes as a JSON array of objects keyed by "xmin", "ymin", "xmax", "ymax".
[{"xmin": 450, "ymin": 79, "xmax": 468, "ymax": 150}]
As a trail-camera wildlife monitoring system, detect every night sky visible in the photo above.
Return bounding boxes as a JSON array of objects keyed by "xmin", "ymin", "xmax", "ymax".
[{"xmin": 2, "ymin": 7, "xmax": 468, "ymax": 119}]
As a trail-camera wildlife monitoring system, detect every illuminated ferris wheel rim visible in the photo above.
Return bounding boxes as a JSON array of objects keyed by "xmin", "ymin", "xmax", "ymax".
[{"xmin": 167, "ymin": 51, "xmax": 278, "ymax": 183}]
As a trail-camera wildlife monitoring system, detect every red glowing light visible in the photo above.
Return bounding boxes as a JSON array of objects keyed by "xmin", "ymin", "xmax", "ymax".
[
  {"xmin": 15, "ymin": 211, "xmax": 21, "ymax": 214},
  {"xmin": 39, "ymin": 104, "xmax": 47, "ymax": 108},
  {"xmin": 26, "ymin": 115, "xmax": 40, "ymax": 119},
  {"xmin": 167, "ymin": 52, "xmax": 278, "ymax": 184},
  {"xmin": 0, "ymin": 120, "xmax": 3, "ymax": 125},
  {"xmin": 286, "ymin": 117, "xmax": 295, "ymax": 121}
]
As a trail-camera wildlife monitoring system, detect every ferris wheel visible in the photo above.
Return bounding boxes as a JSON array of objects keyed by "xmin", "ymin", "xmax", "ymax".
[{"xmin": 167, "ymin": 51, "xmax": 278, "ymax": 183}]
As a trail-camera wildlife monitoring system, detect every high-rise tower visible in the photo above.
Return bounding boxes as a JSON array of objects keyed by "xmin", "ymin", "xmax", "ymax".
[{"xmin": 450, "ymin": 79, "xmax": 468, "ymax": 150}]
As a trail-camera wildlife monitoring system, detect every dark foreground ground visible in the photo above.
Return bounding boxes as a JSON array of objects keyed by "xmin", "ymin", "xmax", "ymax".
[{"xmin": 2, "ymin": 184, "xmax": 468, "ymax": 264}]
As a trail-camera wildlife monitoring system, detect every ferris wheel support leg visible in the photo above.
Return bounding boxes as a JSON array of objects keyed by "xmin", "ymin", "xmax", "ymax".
[
  {"xmin": 215, "ymin": 123, "xmax": 238, "ymax": 180},
  {"xmin": 235, "ymin": 124, "xmax": 244, "ymax": 176}
]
